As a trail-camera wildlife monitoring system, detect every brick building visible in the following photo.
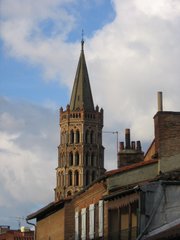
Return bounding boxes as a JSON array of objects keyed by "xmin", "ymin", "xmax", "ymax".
[
  {"xmin": 27, "ymin": 42, "xmax": 180, "ymax": 239},
  {"xmin": 55, "ymin": 39, "xmax": 105, "ymax": 201},
  {"xmin": 0, "ymin": 226, "xmax": 34, "ymax": 240}
]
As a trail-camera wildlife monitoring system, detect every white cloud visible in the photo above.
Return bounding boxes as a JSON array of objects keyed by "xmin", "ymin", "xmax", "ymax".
[
  {"xmin": 135, "ymin": 0, "xmax": 180, "ymax": 20},
  {"xmin": 0, "ymin": 98, "xmax": 58, "ymax": 213}
]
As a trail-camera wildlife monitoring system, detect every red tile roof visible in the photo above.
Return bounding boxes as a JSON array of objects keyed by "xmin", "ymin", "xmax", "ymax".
[{"xmin": 106, "ymin": 159, "xmax": 158, "ymax": 177}]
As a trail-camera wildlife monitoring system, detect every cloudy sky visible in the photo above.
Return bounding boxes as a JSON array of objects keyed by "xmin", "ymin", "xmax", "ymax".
[{"xmin": 0, "ymin": 0, "xmax": 180, "ymax": 228}]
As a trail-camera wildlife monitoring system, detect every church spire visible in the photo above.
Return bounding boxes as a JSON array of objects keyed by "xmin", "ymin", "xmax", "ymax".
[{"xmin": 70, "ymin": 40, "xmax": 94, "ymax": 111}]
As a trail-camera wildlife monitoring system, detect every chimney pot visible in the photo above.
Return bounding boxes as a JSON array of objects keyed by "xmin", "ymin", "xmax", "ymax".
[
  {"xmin": 157, "ymin": 91, "xmax": 163, "ymax": 112},
  {"xmin": 125, "ymin": 129, "xmax": 131, "ymax": 149},
  {"xmin": 136, "ymin": 141, "xmax": 142, "ymax": 151},
  {"xmin": 120, "ymin": 142, "xmax": 124, "ymax": 151},
  {"xmin": 131, "ymin": 141, "xmax": 135, "ymax": 149}
]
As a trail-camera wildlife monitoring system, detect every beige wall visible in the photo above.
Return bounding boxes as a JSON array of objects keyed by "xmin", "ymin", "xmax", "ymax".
[
  {"xmin": 108, "ymin": 162, "xmax": 158, "ymax": 191},
  {"xmin": 36, "ymin": 208, "xmax": 64, "ymax": 240}
]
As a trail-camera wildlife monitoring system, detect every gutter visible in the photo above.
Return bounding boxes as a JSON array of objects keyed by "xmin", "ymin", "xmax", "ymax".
[{"xmin": 26, "ymin": 219, "xmax": 36, "ymax": 240}]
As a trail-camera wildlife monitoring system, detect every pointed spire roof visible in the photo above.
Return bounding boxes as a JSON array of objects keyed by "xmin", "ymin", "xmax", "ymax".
[{"xmin": 70, "ymin": 40, "xmax": 94, "ymax": 111}]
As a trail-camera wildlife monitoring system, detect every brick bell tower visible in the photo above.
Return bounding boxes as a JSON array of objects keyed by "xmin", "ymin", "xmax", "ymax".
[{"xmin": 55, "ymin": 40, "xmax": 105, "ymax": 200}]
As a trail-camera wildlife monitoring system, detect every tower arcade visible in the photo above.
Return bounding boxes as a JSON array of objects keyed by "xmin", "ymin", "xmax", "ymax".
[{"xmin": 55, "ymin": 41, "xmax": 105, "ymax": 200}]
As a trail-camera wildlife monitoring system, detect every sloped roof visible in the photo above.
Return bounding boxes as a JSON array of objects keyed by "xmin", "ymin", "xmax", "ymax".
[
  {"xmin": 26, "ymin": 200, "xmax": 68, "ymax": 221},
  {"xmin": 106, "ymin": 159, "xmax": 158, "ymax": 177}
]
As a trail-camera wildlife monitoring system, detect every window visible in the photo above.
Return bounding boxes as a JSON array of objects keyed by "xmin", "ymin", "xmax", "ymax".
[
  {"xmin": 90, "ymin": 130, "xmax": 94, "ymax": 143},
  {"xmin": 91, "ymin": 153, "xmax": 96, "ymax": 166},
  {"xmin": 99, "ymin": 200, "xmax": 104, "ymax": 237},
  {"xmin": 89, "ymin": 204, "xmax": 95, "ymax": 239},
  {"xmin": 92, "ymin": 171, "xmax": 96, "ymax": 182},
  {"xmin": 85, "ymin": 130, "xmax": 90, "ymax": 143},
  {"xmin": 68, "ymin": 171, "xmax": 72, "ymax": 186},
  {"xmin": 69, "ymin": 152, "xmax": 73, "ymax": 166},
  {"xmin": 75, "ymin": 211, "xmax": 79, "ymax": 240},
  {"xmin": 86, "ymin": 152, "xmax": 90, "ymax": 166},
  {"xmin": 81, "ymin": 208, "xmax": 86, "ymax": 240},
  {"xmin": 121, "ymin": 205, "xmax": 129, "ymax": 240},
  {"xmin": 86, "ymin": 170, "xmax": 90, "ymax": 186},
  {"xmin": 76, "ymin": 130, "xmax": 80, "ymax": 143},
  {"xmin": 70, "ymin": 130, "xmax": 74, "ymax": 143},
  {"xmin": 109, "ymin": 209, "xmax": 119, "ymax": 240},
  {"xmin": 74, "ymin": 170, "xmax": 79, "ymax": 186},
  {"xmin": 75, "ymin": 152, "xmax": 79, "ymax": 166},
  {"xmin": 108, "ymin": 201, "xmax": 138, "ymax": 240}
]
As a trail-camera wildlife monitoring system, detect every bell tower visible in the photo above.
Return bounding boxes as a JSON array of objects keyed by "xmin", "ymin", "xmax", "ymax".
[{"xmin": 55, "ymin": 40, "xmax": 105, "ymax": 200}]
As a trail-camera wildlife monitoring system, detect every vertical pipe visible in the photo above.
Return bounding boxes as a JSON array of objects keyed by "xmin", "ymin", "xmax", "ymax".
[{"xmin": 157, "ymin": 92, "xmax": 163, "ymax": 112}]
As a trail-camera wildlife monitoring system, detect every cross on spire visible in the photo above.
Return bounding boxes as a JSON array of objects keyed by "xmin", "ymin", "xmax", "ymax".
[{"xmin": 81, "ymin": 29, "xmax": 84, "ymax": 51}]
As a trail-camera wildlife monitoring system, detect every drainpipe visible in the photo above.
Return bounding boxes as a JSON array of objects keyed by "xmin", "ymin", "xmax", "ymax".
[{"xmin": 26, "ymin": 219, "xmax": 36, "ymax": 240}]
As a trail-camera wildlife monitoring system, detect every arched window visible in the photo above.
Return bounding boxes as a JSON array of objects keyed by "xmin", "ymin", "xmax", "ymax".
[
  {"xmin": 90, "ymin": 130, "xmax": 94, "ymax": 144},
  {"xmin": 85, "ymin": 130, "xmax": 90, "ymax": 143},
  {"xmin": 75, "ymin": 152, "xmax": 79, "ymax": 166},
  {"xmin": 69, "ymin": 152, "xmax": 73, "ymax": 166},
  {"xmin": 91, "ymin": 153, "xmax": 96, "ymax": 166},
  {"xmin": 68, "ymin": 171, "xmax": 72, "ymax": 186},
  {"xmin": 86, "ymin": 170, "xmax": 90, "ymax": 186},
  {"xmin": 70, "ymin": 130, "xmax": 74, "ymax": 144},
  {"xmin": 92, "ymin": 171, "xmax": 96, "ymax": 182},
  {"xmin": 74, "ymin": 170, "xmax": 79, "ymax": 186},
  {"xmin": 86, "ymin": 152, "xmax": 90, "ymax": 166},
  {"xmin": 76, "ymin": 130, "xmax": 80, "ymax": 143}
]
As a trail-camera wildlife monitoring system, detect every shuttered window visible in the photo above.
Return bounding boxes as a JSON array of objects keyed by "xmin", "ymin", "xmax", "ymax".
[
  {"xmin": 98, "ymin": 200, "xmax": 103, "ymax": 237},
  {"xmin": 81, "ymin": 208, "xmax": 86, "ymax": 240},
  {"xmin": 75, "ymin": 211, "xmax": 79, "ymax": 240},
  {"xmin": 89, "ymin": 204, "xmax": 95, "ymax": 239}
]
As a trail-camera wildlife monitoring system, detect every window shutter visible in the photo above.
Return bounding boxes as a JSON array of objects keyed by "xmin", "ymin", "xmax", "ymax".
[
  {"xmin": 75, "ymin": 211, "xmax": 79, "ymax": 240},
  {"xmin": 98, "ymin": 200, "xmax": 104, "ymax": 237},
  {"xmin": 89, "ymin": 204, "xmax": 95, "ymax": 239},
  {"xmin": 81, "ymin": 208, "xmax": 86, "ymax": 240}
]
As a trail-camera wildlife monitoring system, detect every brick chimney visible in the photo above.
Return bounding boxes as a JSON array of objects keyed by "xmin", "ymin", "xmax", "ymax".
[
  {"xmin": 154, "ymin": 92, "xmax": 180, "ymax": 172},
  {"xmin": 117, "ymin": 129, "xmax": 144, "ymax": 168}
]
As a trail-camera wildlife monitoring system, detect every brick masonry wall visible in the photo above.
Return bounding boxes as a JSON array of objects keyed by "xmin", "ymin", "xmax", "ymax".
[
  {"xmin": 73, "ymin": 181, "xmax": 107, "ymax": 209},
  {"xmin": 154, "ymin": 112, "xmax": 180, "ymax": 172},
  {"xmin": 64, "ymin": 201, "xmax": 76, "ymax": 240},
  {"xmin": 65, "ymin": 180, "xmax": 107, "ymax": 239},
  {"xmin": 36, "ymin": 209, "xmax": 64, "ymax": 240}
]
